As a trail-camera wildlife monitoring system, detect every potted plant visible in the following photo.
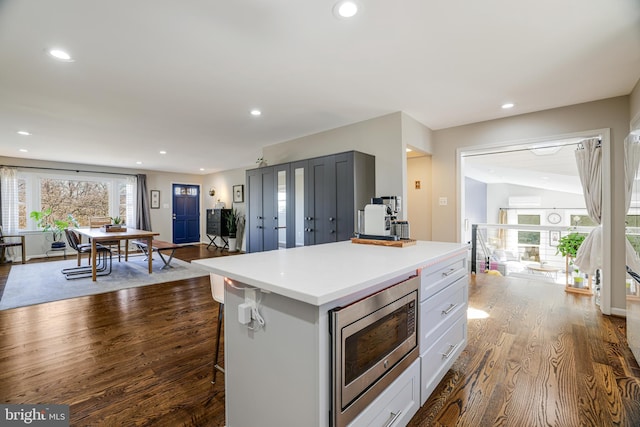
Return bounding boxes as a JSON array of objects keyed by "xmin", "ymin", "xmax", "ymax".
[
  {"xmin": 225, "ymin": 208, "xmax": 245, "ymax": 252},
  {"xmin": 29, "ymin": 208, "xmax": 79, "ymax": 248},
  {"xmin": 556, "ymin": 232, "xmax": 586, "ymax": 287}
]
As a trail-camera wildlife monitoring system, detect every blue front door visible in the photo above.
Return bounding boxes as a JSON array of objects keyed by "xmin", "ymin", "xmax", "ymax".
[{"xmin": 172, "ymin": 184, "xmax": 200, "ymax": 244}]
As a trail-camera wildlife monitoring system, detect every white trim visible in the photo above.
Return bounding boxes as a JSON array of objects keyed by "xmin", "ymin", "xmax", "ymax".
[
  {"xmin": 610, "ymin": 307, "xmax": 626, "ymax": 317},
  {"xmin": 601, "ymin": 128, "xmax": 612, "ymax": 315}
]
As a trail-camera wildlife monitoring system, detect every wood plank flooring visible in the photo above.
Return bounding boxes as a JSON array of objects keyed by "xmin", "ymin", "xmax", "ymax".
[{"xmin": 1, "ymin": 246, "xmax": 639, "ymax": 426}]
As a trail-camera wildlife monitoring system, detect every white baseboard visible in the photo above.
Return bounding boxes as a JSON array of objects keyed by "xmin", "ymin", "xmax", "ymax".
[{"xmin": 610, "ymin": 307, "xmax": 626, "ymax": 318}]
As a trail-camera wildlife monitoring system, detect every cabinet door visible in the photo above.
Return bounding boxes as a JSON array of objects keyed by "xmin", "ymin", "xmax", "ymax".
[
  {"xmin": 247, "ymin": 168, "xmax": 267, "ymax": 252},
  {"xmin": 247, "ymin": 166, "xmax": 280, "ymax": 252},
  {"xmin": 292, "ymin": 160, "xmax": 308, "ymax": 247},
  {"xmin": 308, "ymin": 155, "xmax": 337, "ymax": 245},
  {"xmin": 335, "ymin": 152, "xmax": 355, "ymax": 241}
]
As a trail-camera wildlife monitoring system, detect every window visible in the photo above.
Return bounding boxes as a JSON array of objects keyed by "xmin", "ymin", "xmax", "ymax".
[
  {"xmin": 570, "ymin": 214, "xmax": 596, "ymax": 227},
  {"xmin": 17, "ymin": 171, "xmax": 136, "ymax": 230},
  {"xmin": 518, "ymin": 214, "xmax": 540, "ymax": 245}
]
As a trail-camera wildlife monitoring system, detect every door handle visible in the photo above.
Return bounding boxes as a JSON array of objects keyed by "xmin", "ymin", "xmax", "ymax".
[
  {"xmin": 441, "ymin": 303, "xmax": 458, "ymax": 315},
  {"xmin": 441, "ymin": 268, "xmax": 456, "ymax": 277},
  {"xmin": 383, "ymin": 411, "xmax": 402, "ymax": 427},
  {"xmin": 441, "ymin": 343, "xmax": 458, "ymax": 359}
]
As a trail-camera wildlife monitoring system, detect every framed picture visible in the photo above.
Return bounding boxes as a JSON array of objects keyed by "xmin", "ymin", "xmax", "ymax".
[
  {"xmin": 150, "ymin": 190, "xmax": 160, "ymax": 209},
  {"xmin": 549, "ymin": 230, "xmax": 560, "ymax": 247},
  {"xmin": 233, "ymin": 185, "xmax": 244, "ymax": 203}
]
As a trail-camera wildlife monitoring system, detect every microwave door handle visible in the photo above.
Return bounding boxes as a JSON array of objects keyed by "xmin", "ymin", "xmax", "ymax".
[{"xmin": 383, "ymin": 410, "xmax": 403, "ymax": 427}]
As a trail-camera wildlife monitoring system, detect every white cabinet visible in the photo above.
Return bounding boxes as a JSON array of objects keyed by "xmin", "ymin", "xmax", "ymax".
[
  {"xmin": 348, "ymin": 359, "xmax": 421, "ymax": 427},
  {"xmin": 418, "ymin": 252, "xmax": 468, "ymax": 405}
]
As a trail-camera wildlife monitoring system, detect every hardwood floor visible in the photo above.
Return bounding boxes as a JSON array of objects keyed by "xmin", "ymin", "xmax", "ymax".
[{"xmin": 1, "ymin": 246, "xmax": 639, "ymax": 426}]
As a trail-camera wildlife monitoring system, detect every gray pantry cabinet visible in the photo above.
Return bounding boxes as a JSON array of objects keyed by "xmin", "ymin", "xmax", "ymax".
[{"xmin": 246, "ymin": 151, "xmax": 375, "ymax": 253}]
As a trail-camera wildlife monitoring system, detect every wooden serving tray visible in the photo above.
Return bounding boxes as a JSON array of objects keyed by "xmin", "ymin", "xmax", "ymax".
[{"xmin": 351, "ymin": 237, "xmax": 417, "ymax": 247}]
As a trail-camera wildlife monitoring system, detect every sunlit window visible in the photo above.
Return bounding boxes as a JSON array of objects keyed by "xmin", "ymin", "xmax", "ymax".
[{"xmin": 17, "ymin": 171, "xmax": 135, "ymax": 230}]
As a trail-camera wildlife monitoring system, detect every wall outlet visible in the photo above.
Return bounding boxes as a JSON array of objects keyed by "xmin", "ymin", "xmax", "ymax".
[{"xmin": 439, "ymin": 197, "xmax": 448, "ymax": 206}]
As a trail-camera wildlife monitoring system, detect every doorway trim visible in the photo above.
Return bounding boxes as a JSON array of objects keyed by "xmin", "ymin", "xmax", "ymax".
[{"xmin": 456, "ymin": 128, "xmax": 612, "ymax": 315}]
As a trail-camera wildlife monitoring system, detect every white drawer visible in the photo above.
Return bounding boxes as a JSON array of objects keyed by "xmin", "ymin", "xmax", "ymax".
[
  {"xmin": 348, "ymin": 358, "xmax": 420, "ymax": 427},
  {"xmin": 420, "ymin": 253, "xmax": 467, "ymax": 300},
  {"xmin": 420, "ymin": 313, "xmax": 467, "ymax": 405},
  {"xmin": 419, "ymin": 275, "xmax": 467, "ymax": 354}
]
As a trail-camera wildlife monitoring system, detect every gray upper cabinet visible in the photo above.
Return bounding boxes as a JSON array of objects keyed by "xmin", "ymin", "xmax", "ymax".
[{"xmin": 247, "ymin": 151, "xmax": 374, "ymax": 253}]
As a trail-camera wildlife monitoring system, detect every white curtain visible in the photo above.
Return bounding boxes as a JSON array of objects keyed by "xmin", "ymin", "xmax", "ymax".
[
  {"xmin": 1, "ymin": 167, "xmax": 20, "ymax": 261},
  {"xmin": 1, "ymin": 167, "xmax": 19, "ymax": 233},
  {"xmin": 574, "ymin": 138, "xmax": 602, "ymax": 274},
  {"xmin": 126, "ymin": 176, "xmax": 137, "ymax": 228},
  {"xmin": 626, "ymin": 134, "xmax": 640, "ymax": 273}
]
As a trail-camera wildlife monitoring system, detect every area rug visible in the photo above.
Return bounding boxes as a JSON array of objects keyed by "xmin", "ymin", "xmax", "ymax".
[{"xmin": 0, "ymin": 256, "xmax": 210, "ymax": 310}]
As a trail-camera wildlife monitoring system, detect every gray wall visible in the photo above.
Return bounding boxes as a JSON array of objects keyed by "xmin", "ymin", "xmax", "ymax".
[{"xmin": 464, "ymin": 177, "xmax": 487, "ymax": 243}]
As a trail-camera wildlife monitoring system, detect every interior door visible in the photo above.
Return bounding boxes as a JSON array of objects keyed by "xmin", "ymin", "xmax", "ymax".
[{"xmin": 172, "ymin": 184, "xmax": 200, "ymax": 244}]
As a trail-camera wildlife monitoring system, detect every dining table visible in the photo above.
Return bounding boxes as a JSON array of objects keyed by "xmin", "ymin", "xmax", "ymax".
[{"xmin": 75, "ymin": 227, "xmax": 160, "ymax": 281}]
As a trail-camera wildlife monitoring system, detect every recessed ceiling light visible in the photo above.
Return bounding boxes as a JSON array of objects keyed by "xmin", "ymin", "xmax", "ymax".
[
  {"xmin": 136, "ymin": 161, "xmax": 142, "ymax": 165},
  {"xmin": 19, "ymin": 149, "xmax": 28, "ymax": 153},
  {"xmin": 406, "ymin": 148, "xmax": 412, "ymax": 152},
  {"xmin": 47, "ymin": 48, "xmax": 74, "ymax": 62},
  {"xmin": 159, "ymin": 150, "xmax": 167, "ymax": 154},
  {"xmin": 17, "ymin": 131, "xmax": 31, "ymax": 136},
  {"xmin": 501, "ymin": 103, "xmax": 515, "ymax": 109},
  {"xmin": 199, "ymin": 168, "xmax": 205, "ymax": 171},
  {"xmin": 250, "ymin": 109, "xmax": 262, "ymax": 116},
  {"xmin": 333, "ymin": 1, "xmax": 358, "ymax": 18}
]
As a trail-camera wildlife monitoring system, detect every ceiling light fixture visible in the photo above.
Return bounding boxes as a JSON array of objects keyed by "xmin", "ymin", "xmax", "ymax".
[
  {"xmin": 159, "ymin": 150, "xmax": 167, "ymax": 154},
  {"xmin": 19, "ymin": 149, "xmax": 28, "ymax": 153},
  {"xmin": 250, "ymin": 109, "xmax": 262, "ymax": 116},
  {"xmin": 136, "ymin": 161, "xmax": 142, "ymax": 165},
  {"xmin": 333, "ymin": 1, "xmax": 358, "ymax": 18},
  {"xmin": 17, "ymin": 131, "xmax": 31, "ymax": 136},
  {"xmin": 47, "ymin": 48, "xmax": 74, "ymax": 62},
  {"xmin": 501, "ymin": 103, "xmax": 515, "ymax": 109},
  {"xmin": 406, "ymin": 148, "xmax": 412, "ymax": 152}
]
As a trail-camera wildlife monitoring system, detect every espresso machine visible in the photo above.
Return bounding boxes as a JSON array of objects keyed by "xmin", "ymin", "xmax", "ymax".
[{"xmin": 359, "ymin": 196, "xmax": 406, "ymax": 240}]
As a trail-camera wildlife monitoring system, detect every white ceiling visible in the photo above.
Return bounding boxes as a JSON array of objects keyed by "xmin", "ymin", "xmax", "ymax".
[
  {"xmin": 463, "ymin": 140, "xmax": 583, "ymax": 194},
  {"xmin": 1, "ymin": 0, "xmax": 639, "ymax": 175}
]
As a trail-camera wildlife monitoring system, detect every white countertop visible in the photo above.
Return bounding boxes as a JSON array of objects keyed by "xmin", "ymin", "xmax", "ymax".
[{"xmin": 192, "ymin": 240, "xmax": 468, "ymax": 306}]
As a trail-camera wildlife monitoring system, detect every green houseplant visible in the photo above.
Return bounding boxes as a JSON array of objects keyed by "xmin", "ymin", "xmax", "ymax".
[
  {"xmin": 29, "ymin": 208, "xmax": 79, "ymax": 245},
  {"xmin": 556, "ymin": 232, "xmax": 586, "ymax": 287},
  {"xmin": 225, "ymin": 208, "xmax": 245, "ymax": 252}
]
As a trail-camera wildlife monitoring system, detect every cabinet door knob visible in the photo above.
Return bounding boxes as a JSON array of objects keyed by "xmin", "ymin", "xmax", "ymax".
[
  {"xmin": 257, "ymin": 226, "xmax": 263, "ymax": 229},
  {"xmin": 305, "ymin": 217, "xmax": 312, "ymax": 221},
  {"xmin": 257, "ymin": 216, "xmax": 263, "ymax": 220},
  {"xmin": 328, "ymin": 217, "xmax": 334, "ymax": 221},
  {"xmin": 330, "ymin": 230, "xmax": 335, "ymax": 234}
]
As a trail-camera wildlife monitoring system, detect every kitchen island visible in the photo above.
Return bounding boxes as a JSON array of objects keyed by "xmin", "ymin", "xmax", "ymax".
[{"xmin": 193, "ymin": 240, "xmax": 469, "ymax": 427}]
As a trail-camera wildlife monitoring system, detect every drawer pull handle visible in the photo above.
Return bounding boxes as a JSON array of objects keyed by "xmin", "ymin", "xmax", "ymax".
[
  {"xmin": 442, "ymin": 303, "xmax": 457, "ymax": 315},
  {"xmin": 441, "ymin": 344, "xmax": 458, "ymax": 359},
  {"xmin": 442, "ymin": 268, "xmax": 456, "ymax": 277},
  {"xmin": 383, "ymin": 410, "xmax": 403, "ymax": 427}
]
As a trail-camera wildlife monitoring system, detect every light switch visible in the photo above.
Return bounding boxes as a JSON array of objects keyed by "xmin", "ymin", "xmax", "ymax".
[{"xmin": 439, "ymin": 197, "xmax": 448, "ymax": 206}]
